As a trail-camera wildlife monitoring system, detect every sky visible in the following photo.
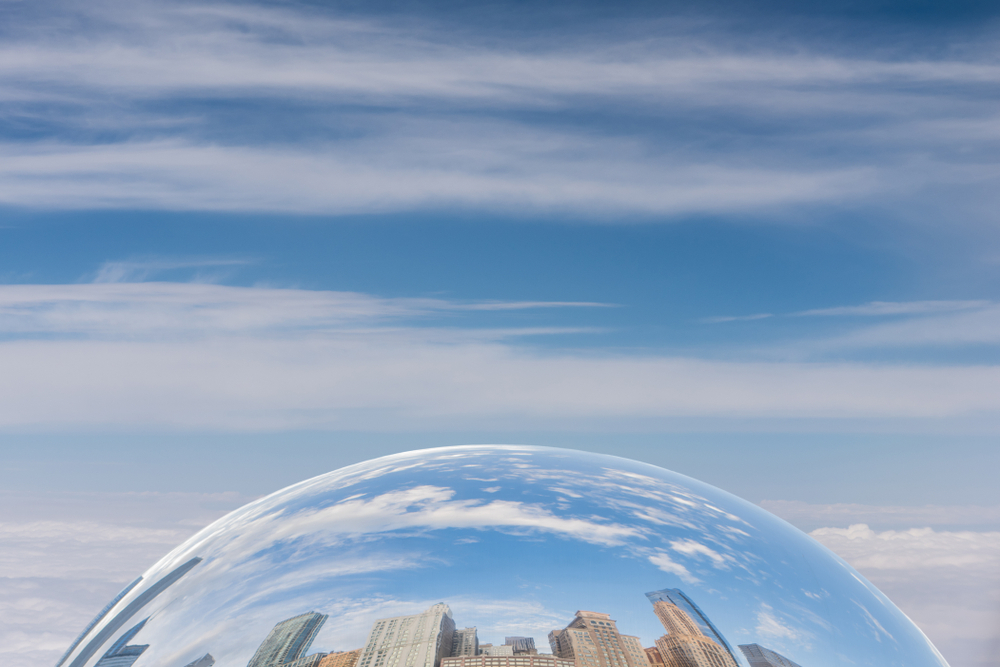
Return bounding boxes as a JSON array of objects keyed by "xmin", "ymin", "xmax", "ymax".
[{"xmin": 1, "ymin": 0, "xmax": 999, "ymax": 666}]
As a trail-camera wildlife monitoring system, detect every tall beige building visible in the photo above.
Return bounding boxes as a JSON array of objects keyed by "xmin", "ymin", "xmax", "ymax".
[
  {"xmin": 319, "ymin": 651, "xmax": 361, "ymax": 667},
  {"xmin": 452, "ymin": 629, "xmax": 479, "ymax": 657},
  {"xmin": 356, "ymin": 604, "xmax": 456, "ymax": 667},
  {"xmin": 650, "ymin": 602, "xmax": 737, "ymax": 667},
  {"xmin": 548, "ymin": 611, "xmax": 649, "ymax": 667}
]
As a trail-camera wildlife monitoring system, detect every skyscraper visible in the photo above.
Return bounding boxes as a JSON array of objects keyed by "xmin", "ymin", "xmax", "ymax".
[
  {"xmin": 504, "ymin": 637, "xmax": 536, "ymax": 655},
  {"xmin": 248, "ymin": 612, "xmax": 329, "ymax": 667},
  {"xmin": 55, "ymin": 577, "xmax": 143, "ymax": 667},
  {"xmin": 737, "ymin": 645, "xmax": 803, "ymax": 667},
  {"xmin": 644, "ymin": 590, "xmax": 736, "ymax": 665},
  {"xmin": 454, "ymin": 628, "xmax": 479, "ymax": 656},
  {"xmin": 356, "ymin": 603, "xmax": 456, "ymax": 667},
  {"xmin": 94, "ymin": 619, "xmax": 149, "ymax": 667},
  {"xmin": 644, "ymin": 592, "xmax": 737, "ymax": 667},
  {"xmin": 549, "ymin": 611, "xmax": 649, "ymax": 667},
  {"xmin": 67, "ymin": 557, "xmax": 202, "ymax": 667},
  {"xmin": 319, "ymin": 650, "xmax": 362, "ymax": 667},
  {"xmin": 183, "ymin": 655, "xmax": 216, "ymax": 667}
]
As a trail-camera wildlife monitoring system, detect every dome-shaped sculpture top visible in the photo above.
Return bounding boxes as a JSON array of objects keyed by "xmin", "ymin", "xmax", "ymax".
[{"xmin": 56, "ymin": 446, "xmax": 948, "ymax": 667}]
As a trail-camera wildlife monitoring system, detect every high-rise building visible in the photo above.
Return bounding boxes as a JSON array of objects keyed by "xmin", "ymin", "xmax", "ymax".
[
  {"xmin": 356, "ymin": 603, "xmax": 456, "ymax": 667},
  {"xmin": 480, "ymin": 646, "xmax": 514, "ymax": 657},
  {"xmin": 55, "ymin": 577, "xmax": 143, "ymax": 667},
  {"xmin": 319, "ymin": 650, "xmax": 362, "ymax": 667},
  {"xmin": 454, "ymin": 628, "xmax": 480, "ymax": 656},
  {"xmin": 443, "ymin": 655, "xmax": 574, "ymax": 667},
  {"xmin": 67, "ymin": 557, "xmax": 202, "ymax": 667},
  {"xmin": 94, "ymin": 619, "xmax": 149, "ymax": 667},
  {"xmin": 548, "ymin": 611, "xmax": 648, "ymax": 667},
  {"xmin": 644, "ymin": 592, "xmax": 737, "ymax": 667},
  {"xmin": 183, "ymin": 655, "xmax": 216, "ymax": 667},
  {"xmin": 644, "ymin": 590, "xmax": 736, "ymax": 665},
  {"xmin": 643, "ymin": 648, "xmax": 664, "ymax": 667},
  {"xmin": 247, "ymin": 612, "xmax": 329, "ymax": 667},
  {"xmin": 737, "ymin": 645, "xmax": 803, "ymax": 667},
  {"xmin": 285, "ymin": 655, "xmax": 329, "ymax": 667},
  {"xmin": 504, "ymin": 638, "xmax": 537, "ymax": 655}
]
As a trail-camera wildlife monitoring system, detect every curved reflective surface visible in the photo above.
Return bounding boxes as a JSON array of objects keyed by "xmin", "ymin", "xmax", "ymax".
[{"xmin": 58, "ymin": 446, "xmax": 949, "ymax": 667}]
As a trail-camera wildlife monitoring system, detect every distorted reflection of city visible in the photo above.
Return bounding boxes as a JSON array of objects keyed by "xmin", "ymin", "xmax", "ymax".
[{"xmin": 54, "ymin": 446, "xmax": 948, "ymax": 667}]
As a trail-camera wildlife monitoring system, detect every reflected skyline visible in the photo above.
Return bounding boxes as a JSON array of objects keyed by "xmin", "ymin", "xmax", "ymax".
[{"xmin": 53, "ymin": 447, "xmax": 949, "ymax": 667}]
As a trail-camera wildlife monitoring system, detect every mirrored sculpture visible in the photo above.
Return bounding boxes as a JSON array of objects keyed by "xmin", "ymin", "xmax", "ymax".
[{"xmin": 56, "ymin": 446, "xmax": 950, "ymax": 667}]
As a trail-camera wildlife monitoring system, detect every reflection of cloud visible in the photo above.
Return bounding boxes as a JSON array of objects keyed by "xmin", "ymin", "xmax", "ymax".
[
  {"xmin": 270, "ymin": 485, "xmax": 642, "ymax": 547},
  {"xmin": 669, "ymin": 539, "xmax": 731, "ymax": 569},
  {"xmin": 754, "ymin": 603, "xmax": 811, "ymax": 649},
  {"xmin": 647, "ymin": 551, "xmax": 698, "ymax": 584}
]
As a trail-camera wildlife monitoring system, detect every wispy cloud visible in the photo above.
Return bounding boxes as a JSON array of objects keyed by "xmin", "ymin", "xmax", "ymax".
[
  {"xmin": 1, "ymin": 283, "xmax": 1000, "ymax": 430},
  {"xmin": 793, "ymin": 301, "xmax": 990, "ymax": 318},
  {"xmin": 91, "ymin": 258, "xmax": 255, "ymax": 284},
  {"xmin": 700, "ymin": 313, "xmax": 772, "ymax": 324},
  {"xmin": 760, "ymin": 500, "xmax": 1000, "ymax": 531},
  {"xmin": 0, "ymin": 1, "xmax": 997, "ymax": 219}
]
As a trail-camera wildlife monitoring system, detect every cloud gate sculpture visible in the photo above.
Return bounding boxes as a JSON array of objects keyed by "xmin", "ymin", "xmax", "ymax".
[{"xmin": 56, "ymin": 446, "xmax": 949, "ymax": 667}]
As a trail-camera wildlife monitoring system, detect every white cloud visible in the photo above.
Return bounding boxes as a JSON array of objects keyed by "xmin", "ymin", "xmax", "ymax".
[
  {"xmin": 0, "ymin": 139, "xmax": 875, "ymax": 216},
  {"xmin": 812, "ymin": 524, "xmax": 1000, "ymax": 667},
  {"xmin": 265, "ymin": 485, "xmax": 643, "ymax": 547},
  {"xmin": 811, "ymin": 524, "xmax": 1000, "ymax": 571},
  {"xmin": 759, "ymin": 500, "xmax": 1000, "ymax": 531},
  {"xmin": 794, "ymin": 301, "xmax": 990, "ymax": 318},
  {"xmin": 669, "ymin": 539, "xmax": 731, "ymax": 568},
  {"xmin": 647, "ymin": 551, "xmax": 698, "ymax": 584},
  {"xmin": 0, "ymin": 2, "xmax": 997, "ymax": 218},
  {"xmin": 1, "ymin": 283, "xmax": 1000, "ymax": 431},
  {"xmin": 754, "ymin": 603, "xmax": 810, "ymax": 645}
]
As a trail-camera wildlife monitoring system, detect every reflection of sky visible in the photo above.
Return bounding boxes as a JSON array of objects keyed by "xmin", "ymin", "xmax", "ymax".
[{"xmin": 62, "ymin": 447, "xmax": 948, "ymax": 667}]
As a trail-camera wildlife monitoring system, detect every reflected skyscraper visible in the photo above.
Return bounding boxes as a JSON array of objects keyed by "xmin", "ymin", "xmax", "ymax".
[
  {"xmin": 504, "ymin": 638, "xmax": 536, "ymax": 655},
  {"xmin": 320, "ymin": 650, "xmax": 362, "ymax": 667},
  {"xmin": 65, "ymin": 557, "xmax": 202, "ymax": 667},
  {"xmin": 738, "ymin": 645, "xmax": 803, "ymax": 667},
  {"xmin": 248, "ymin": 612, "xmax": 329, "ymax": 667},
  {"xmin": 357, "ymin": 603, "xmax": 456, "ymax": 667},
  {"xmin": 549, "ymin": 610, "xmax": 649, "ymax": 667},
  {"xmin": 646, "ymin": 591, "xmax": 737, "ymax": 667},
  {"xmin": 184, "ymin": 655, "xmax": 216, "ymax": 667},
  {"xmin": 55, "ymin": 577, "xmax": 143, "ymax": 667},
  {"xmin": 644, "ymin": 590, "xmax": 736, "ymax": 665},
  {"xmin": 93, "ymin": 619, "xmax": 149, "ymax": 667},
  {"xmin": 453, "ymin": 628, "xmax": 479, "ymax": 656}
]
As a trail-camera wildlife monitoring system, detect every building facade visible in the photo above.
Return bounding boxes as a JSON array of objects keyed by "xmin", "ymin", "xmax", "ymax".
[
  {"xmin": 247, "ymin": 612, "xmax": 329, "ymax": 667},
  {"xmin": 480, "ymin": 646, "xmax": 514, "ymax": 657},
  {"xmin": 504, "ymin": 638, "xmax": 537, "ymax": 655},
  {"xmin": 285, "ymin": 655, "xmax": 329, "ymax": 667},
  {"xmin": 356, "ymin": 603, "xmax": 456, "ymax": 667},
  {"xmin": 319, "ymin": 650, "xmax": 362, "ymax": 667},
  {"xmin": 453, "ymin": 628, "xmax": 480, "ymax": 656},
  {"xmin": 737, "ymin": 645, "xmax": 803, "ymax": 667},
  {"xmin": 94, "ymin": 619, "xmax": 149, "ymax": 667},
  {"xmin": 549, "ymin": 611, "xmax": 648, "ymax": 667},
  {"xmin": 648, "ymin": 599, "xmax": 737, "ymax": 667},
  {"xmin": 442, "ymin": 655, "xmax": 574, "ymax": 667},
  {"xmin": 183, "ymin": 655, "xmax": 216, "ymax": 667},
  {"xmin": 644, "ymin": 590, "xmax": 736, "ymax": 666}
]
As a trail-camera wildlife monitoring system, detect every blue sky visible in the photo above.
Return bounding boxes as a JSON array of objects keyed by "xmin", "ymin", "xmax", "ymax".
[{"xmin": 1, "ymin": 0, "xmax": 999, "ymax": 666}]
